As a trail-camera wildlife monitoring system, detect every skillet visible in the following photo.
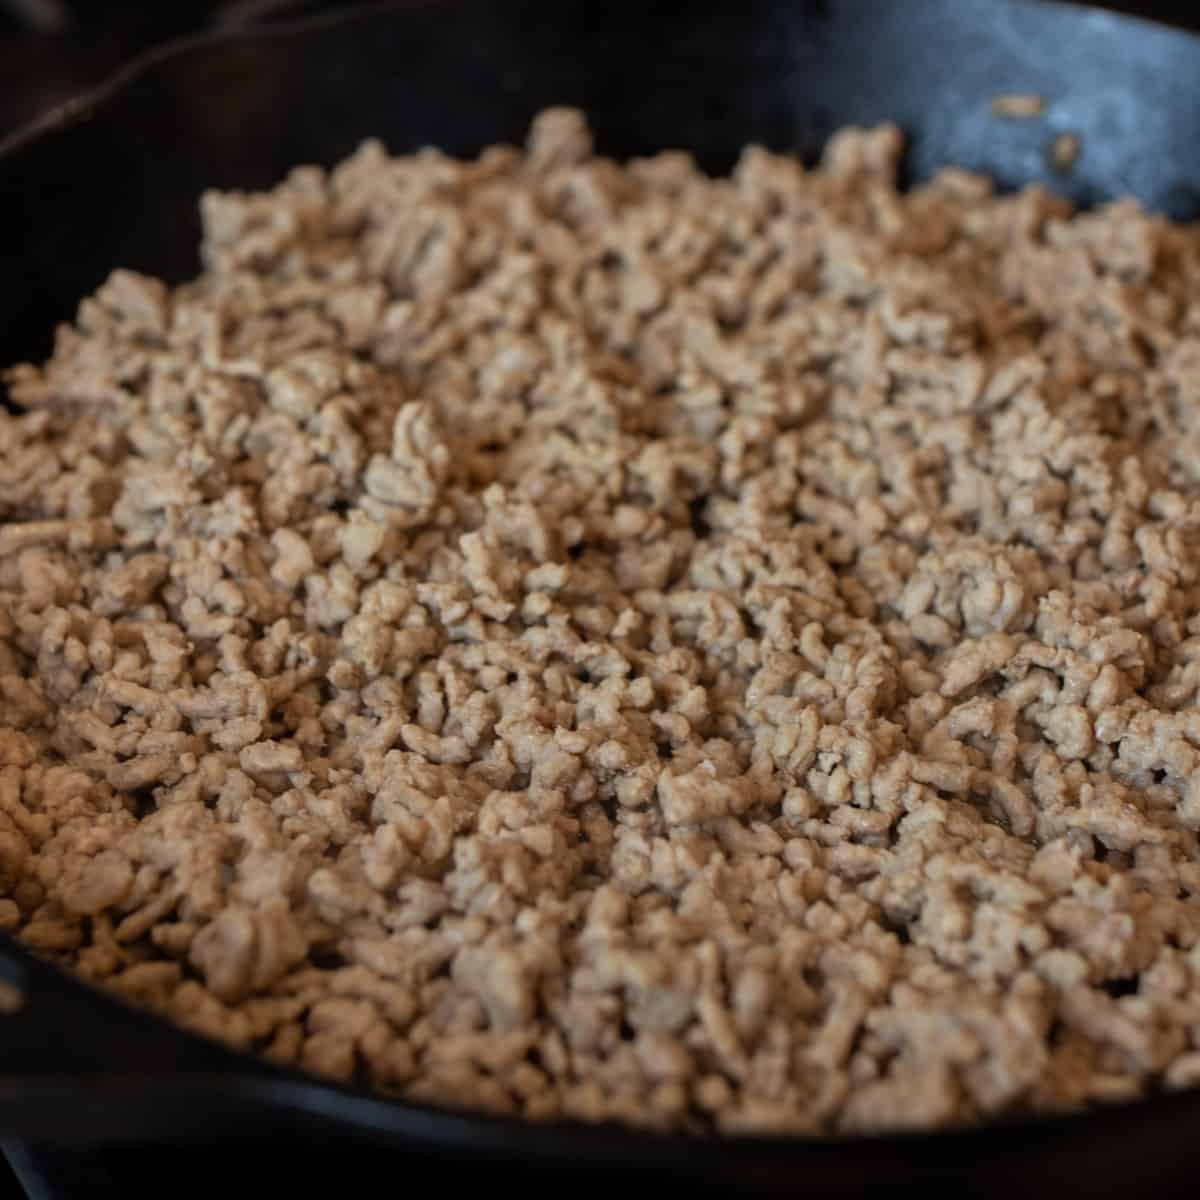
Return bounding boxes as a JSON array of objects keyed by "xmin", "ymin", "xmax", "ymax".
[{"xmin": 2, "ymin": 0, "xmax": 1200, "ymax": 1194}]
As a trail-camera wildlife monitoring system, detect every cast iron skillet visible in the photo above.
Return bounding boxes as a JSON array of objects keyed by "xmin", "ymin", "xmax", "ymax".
[{"xmin": 2, "ymin": 0, "xmax": 1200, "ymax": 1194}]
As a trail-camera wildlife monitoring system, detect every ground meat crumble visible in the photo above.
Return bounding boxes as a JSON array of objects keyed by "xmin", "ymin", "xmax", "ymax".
[{"xmin": 4, "ymin": 108, "xmax": 1200, "ymax": 1134}]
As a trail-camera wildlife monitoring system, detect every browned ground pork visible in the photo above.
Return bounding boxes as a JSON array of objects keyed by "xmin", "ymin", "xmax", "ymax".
[{"xmin": 4, "ymin": 109, "xmax": 1200, "ymax": 1134}]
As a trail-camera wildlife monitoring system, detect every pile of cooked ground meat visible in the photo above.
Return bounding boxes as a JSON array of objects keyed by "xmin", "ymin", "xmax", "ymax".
[{"xmin": 4, "ymin": 109, "xmax": 1200, "ymax": 1133}]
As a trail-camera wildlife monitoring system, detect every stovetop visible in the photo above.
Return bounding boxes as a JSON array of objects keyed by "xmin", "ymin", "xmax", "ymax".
[{"xmin": 2, "ymin": 0, "xmax": 1200, "ymax": 1196}]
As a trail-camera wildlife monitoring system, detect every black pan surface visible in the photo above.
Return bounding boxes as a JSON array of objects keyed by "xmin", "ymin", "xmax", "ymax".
[{"xmin": 3, "ymin": 1, "xmax": 1200, "ymax": 1195}]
